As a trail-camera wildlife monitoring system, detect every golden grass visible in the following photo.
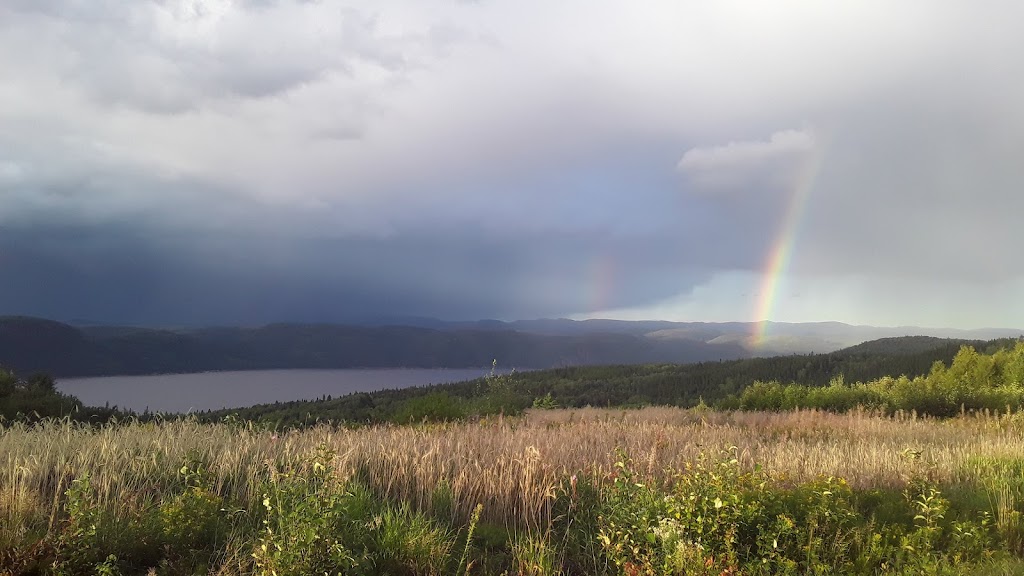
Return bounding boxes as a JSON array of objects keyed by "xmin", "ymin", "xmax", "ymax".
[{"xmin": 3, "ymin": 407, "xmax": 1024, "ymax": 537}]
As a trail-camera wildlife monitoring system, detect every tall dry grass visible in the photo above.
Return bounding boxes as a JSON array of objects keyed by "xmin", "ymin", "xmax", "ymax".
[{"xmin": 3, "ymin": 407, "xmax": 1024, "ymax": 539}]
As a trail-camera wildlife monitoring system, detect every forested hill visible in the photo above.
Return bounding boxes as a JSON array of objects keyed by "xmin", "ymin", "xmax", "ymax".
[
  {"xmin": 206, "ymin": 335, "xmax": 1008, "ymax": 426},
  {"xmin": 837, "ymin": 335, "xmax": 978, "ymax": 356},
  {"xmin": 0, "ymin": 316, "xmax": 749, "ymax": 377}
]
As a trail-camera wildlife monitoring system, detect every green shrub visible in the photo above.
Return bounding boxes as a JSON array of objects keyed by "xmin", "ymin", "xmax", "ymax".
[
  {"xmin": 52, "ymin": 475, "xmax": 163, "ymax": 575},
  {"xmin": 252, "ymin": 445, "xmax": 360, "ymax": 576},
  {"xmin": 157, "ymin": 458, "xmax": 231, "ymax": 571},
  {"xmin": 533, "ymin": 393, "xmax": 559, "ymax": 410},
  {"xmin": 595, "ymin": 449, "xmax": 666, "ymax": 573},
  {"xmin": 392, "ymin": 392, "xmax": 467, "ymax": 423},
  {"xmin": 53, "ymin": 475, "xmax": 105, "ymax": 574}
]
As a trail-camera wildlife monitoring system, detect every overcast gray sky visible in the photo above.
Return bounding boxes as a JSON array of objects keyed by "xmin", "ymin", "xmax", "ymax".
[{"xmin": 2, "ymin": 0, "xmax": 1022, "ymax": 328}]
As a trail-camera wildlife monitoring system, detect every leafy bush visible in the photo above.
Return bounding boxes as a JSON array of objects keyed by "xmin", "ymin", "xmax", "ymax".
[
  {"xmin": 52, "ymin": 476, "xmax": 163, "ymax": 575},
  {"xmin": 595, "ymin": 450, "xmax": 666, "ymax": 573},
  {"xmin": 157, "ymin": 458, "xmax": 231, "ymax": 571},
  {"xmin": 53, "ymin": 475, "xmax": 106, "ymax": 574},
  {"xmin": 584, "ymin": 448, "xmax": 1003, "ymax": 575},
  {"xmin": 533, "ymin": 393, "xmax": 560, "ymax": 410},
  {"xmin": 253, "ymin": 445, "xmax": 360, "ymax": 575}
]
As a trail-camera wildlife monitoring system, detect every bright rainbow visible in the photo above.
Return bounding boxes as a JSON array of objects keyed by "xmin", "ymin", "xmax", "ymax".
[{"xmin": 751, "ymin": 138, "xmax": 826, "ymax": 347}]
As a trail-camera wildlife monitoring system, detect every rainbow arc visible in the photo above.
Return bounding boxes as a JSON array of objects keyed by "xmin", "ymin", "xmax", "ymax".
[{"xmin": 751, "ymin": 133, "xmax": 827, "ymax": 347}]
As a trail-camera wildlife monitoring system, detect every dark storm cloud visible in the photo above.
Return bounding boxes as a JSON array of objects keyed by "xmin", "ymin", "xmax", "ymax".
[{"xmin": 0, "ymin": 217, "xmax": 726, "ymax": 325}]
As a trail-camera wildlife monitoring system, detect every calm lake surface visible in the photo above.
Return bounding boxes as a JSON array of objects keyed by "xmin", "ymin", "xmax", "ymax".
[{"xmin": 57, "ymin": 368, "xmax": 499, "ymax": 413}]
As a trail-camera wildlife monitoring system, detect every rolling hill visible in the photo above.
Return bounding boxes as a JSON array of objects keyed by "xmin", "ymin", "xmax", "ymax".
[
  {"xmin": 2, "ymin": 315, "xmax": 1020, "ymax": 378},
  {"xmin": 0, "ymin": 317, "xmax": 748, "ymax": 377}
]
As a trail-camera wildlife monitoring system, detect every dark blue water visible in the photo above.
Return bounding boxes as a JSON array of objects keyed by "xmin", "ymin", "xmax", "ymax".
[{"xmin": 58, "ymin": 368, "xmax": 498, "ymax": 413}]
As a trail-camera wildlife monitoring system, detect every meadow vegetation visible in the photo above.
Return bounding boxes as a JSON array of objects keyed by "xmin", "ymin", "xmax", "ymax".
[
  {"xmin": 4, "ymin": 341, "xmax": 1024, "ymax": 573},
  {"xmin": 3, "ymin": 408, "xmax": 1024, "ymax": 574}
]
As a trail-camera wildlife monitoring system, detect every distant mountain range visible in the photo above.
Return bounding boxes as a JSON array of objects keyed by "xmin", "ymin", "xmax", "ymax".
[{"xmin": 1, "ymin": 315, "xmax": 1020, "ymax": 378}]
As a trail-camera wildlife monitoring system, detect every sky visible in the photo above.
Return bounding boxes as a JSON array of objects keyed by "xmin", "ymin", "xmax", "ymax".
[{"xmin": 2, "ymin": 0, "xmax": 1023, "ymax": 328}]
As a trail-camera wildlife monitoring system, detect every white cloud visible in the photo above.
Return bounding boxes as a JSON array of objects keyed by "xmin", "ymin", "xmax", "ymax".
[
  {"xmin": 678, "ymin": 130, "xmax": 815, "ymax": 173},
  {"xmin": 676, "ymin": 129, "xmax": 817, "ymax": 192},
  {"xmin": 3, "ymin": 0, "xmax": 989, "ymax": 214}
]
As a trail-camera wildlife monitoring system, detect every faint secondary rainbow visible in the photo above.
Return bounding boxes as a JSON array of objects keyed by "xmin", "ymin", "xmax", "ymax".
[
  {"xmin": 586, "ymin": 253, "xmax": 617, "ymax": 314},
  {"xmin": 751, "ymin": 138, "xmax": 827, "ymax": 347}
]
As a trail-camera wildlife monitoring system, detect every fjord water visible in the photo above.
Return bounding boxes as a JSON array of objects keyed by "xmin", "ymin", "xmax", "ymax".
[{"xmin": 57, "ymin": 368, "xmax": 497, "ymax": 413}]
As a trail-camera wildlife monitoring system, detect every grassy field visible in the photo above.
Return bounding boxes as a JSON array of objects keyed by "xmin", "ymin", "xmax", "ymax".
[{"xmin": 4, "ymin": 408, "xmax": 1024, "ymax": 574}]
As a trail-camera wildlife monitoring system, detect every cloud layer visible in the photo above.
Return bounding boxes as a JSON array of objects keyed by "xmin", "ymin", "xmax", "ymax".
[{"xmin": 2, "ymin": 0, "xmax": 1022, "ymax": 328}]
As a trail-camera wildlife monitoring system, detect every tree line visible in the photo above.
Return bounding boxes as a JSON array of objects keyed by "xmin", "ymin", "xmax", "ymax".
[{"xmin": 203, "ymin": 336, "xmax": 1010, "ymax": 427}]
